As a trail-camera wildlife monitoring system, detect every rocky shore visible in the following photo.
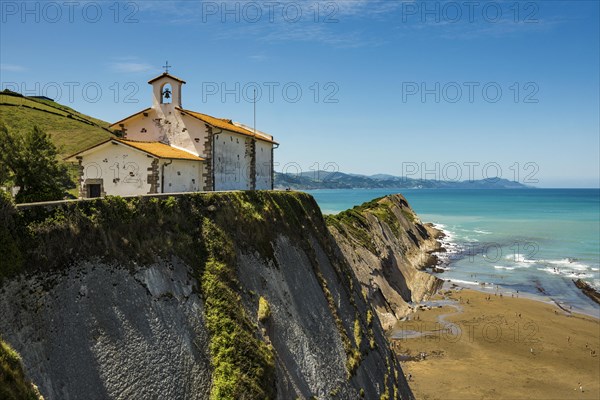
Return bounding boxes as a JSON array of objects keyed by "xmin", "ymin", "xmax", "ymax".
[
  {"xmin": 574, "ymin": 279, "xmax": 600, "ymax": 305},
  {"xmin": 326, "ymin": 194, "xmax": 445, "ymax": 330}
]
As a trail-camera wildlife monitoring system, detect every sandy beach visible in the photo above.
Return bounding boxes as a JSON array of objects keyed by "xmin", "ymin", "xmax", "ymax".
[{"xmin": 391, "ymin": 287, "xmax": 600, "ymax": 400}]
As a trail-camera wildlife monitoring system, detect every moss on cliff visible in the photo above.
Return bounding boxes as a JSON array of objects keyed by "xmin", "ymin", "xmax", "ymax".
[
  {"xmin": 0, "ymin": 191, "xmax": 406, "ymax": 398},
  {"xmin": 325, "ymin": 196, "xmax": 404, "ymax": 254},
  {"xmin": 257, "ymin": 296, "xmax": 271, "ymax": 323},
  {"xmin": 0, "ymin": 191, "xmax": 325, "ymax": 397},
  {"xmin": 199, "ymin": 218, "xmax": 275, "ymax": 400},
  {"xmin": 0, "ymin": 337, "xmax": 39, "ymax": 400}
]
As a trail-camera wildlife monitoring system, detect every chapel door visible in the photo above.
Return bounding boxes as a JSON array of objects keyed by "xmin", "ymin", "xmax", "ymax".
[{"xmin": 88, "ymin": 184, "xmax": 101, "ymax": 198}]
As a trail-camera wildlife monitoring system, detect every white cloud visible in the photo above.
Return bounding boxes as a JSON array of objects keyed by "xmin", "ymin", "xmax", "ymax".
[
  {"xmin": 249, "ymin": 54, "xmax": 268, "ymax": 62},
  {"xmin": 110, "ymin": 62, "xmax": 154, "ymax": 73},
  {"xmin": 0, "ymin": 64, "xmax": 26, "ymax": 72}
]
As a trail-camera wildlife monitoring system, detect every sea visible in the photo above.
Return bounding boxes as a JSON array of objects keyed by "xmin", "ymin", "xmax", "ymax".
[{"xmin": 306, "ymin": 188, "xmax": 600, "ymax": 316}]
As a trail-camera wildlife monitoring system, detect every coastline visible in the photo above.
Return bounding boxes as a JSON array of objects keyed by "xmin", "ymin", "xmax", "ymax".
[
  {"xmin": 391, "ymin": 287, "xmax": 600, "ymax": 400},
  {"xmin": 426, "ymin": 221, "xmax": 600, "ymax": 319}
]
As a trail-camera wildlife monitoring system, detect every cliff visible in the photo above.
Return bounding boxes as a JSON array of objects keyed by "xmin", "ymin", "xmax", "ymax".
[
  {"xmin": 326, "ymin": 195, "xmax": 444, "ymax": 330},
  {"xmin": 1, "ymin": 337, "xmax": 41, "ymax": 399},
  {"xmin": 0, "ymin": 192, "xmax": 413, "ymax": 400}
]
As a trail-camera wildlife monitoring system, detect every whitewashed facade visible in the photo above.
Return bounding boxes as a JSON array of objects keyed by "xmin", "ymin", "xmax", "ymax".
[{"xmin": 67, "ymin": 72, "xmax": 277, "ymax": 197}]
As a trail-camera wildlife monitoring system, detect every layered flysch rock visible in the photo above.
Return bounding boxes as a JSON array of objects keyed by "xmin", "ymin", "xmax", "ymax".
[
  {"xmin": 327, "ymin": 195, "xmax": 444, "ymax": 330},
  {"xmin": 0, "ymin": 192, "xmax": 414, "ymax": 400}
]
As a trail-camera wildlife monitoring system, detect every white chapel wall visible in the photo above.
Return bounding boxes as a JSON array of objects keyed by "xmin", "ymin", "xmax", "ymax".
[
  {"xmin": 122, "ymin": 108, "xmax": 209, "ymax": 158},
  {"xmin": 80, "ymin": 144, "xmax": 154, "ymax": 197},
  {"xmin": 161, "ymin": 160, "xmax": 203, "ymax": 193},
  {"xmin": 213, "ymin": 131, "xmax": 252, "ymax": 191},
  {"xmin": 256, "ymin": 140, "xmax": 273, "ymax": 190}
]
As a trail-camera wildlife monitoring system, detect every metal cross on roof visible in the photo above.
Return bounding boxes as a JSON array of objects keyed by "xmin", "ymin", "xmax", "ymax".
[{"xmin": 162, "ymin": 61, "xmax": 172, "ymax": 73}]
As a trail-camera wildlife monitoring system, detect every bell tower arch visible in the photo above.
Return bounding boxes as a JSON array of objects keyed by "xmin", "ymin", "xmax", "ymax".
[{"xmin": 149, "ymin": 67, "xmax": 186, "ymax": 109}]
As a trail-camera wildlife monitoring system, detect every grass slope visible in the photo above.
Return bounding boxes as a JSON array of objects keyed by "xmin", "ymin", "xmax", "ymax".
[{"xmin": 0, "ymin": 92, "xmax": 113, "ymax": 157}]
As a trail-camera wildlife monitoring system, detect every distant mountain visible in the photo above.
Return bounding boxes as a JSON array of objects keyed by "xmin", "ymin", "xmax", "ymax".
[{"xmin": 274, "ymin": 170, "xmax": 531, "ymax": 190}]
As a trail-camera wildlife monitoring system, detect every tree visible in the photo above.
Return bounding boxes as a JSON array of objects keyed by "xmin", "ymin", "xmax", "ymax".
[{"xmin": 0, "ymin": 124, "xmax": 72, "ymax": 203}]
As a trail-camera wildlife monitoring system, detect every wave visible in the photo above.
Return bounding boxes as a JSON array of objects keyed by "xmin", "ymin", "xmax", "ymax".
[
  {"xmin": 544, "ymin": 258, "xmax": 592, "ymax": 271},
  {"xmin": 447, "ymin": 278, "xmax": 494, "ymax": 289},
  {"xmin": 431, "ymin": 223, "xmax": 464, "ymax": 268},
  {"xmin": 494, "ymin": 265, "xmax": 516, "ymax": 270},
  {"xmin": 430, "ymin": 223, "xmax": 599, "ymax": 294},
  {"xmin": 447, "ymin": 278, "xmax": 480, "ymax": 285},
  {"xmin": 537, "ymin": 267, "xmax": 561, "ymax": 275},
  {"xmin": 504, "ymin": 253, "xmax": 537, "ymax": 264},
  {"xmin": 536, "ymin": 267, "xmax": 594, "ymax": 279}
]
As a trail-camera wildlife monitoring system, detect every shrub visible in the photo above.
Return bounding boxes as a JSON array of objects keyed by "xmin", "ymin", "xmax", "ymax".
[{"xmin": 258, "ymin": 296, "xmax": 271, "ymax": 323}]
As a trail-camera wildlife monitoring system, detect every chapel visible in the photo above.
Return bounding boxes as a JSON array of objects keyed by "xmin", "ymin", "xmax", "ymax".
[{"xmin": 67, "ymin": 71, "xmax": 277, "ymax": 198}]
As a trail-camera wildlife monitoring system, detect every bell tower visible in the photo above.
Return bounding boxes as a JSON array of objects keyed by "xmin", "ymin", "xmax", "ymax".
[{"xmin": 148, "ymin": 63, "xmax": 186, "ymax": 109}]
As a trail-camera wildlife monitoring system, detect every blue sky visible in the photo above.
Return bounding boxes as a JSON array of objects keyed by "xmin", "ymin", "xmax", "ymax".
[{"xmin": 1, "ymin": 0, "xmax": 599, "ymax": 187}]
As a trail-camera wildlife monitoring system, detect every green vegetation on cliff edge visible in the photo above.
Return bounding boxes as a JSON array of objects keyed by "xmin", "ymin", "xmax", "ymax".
[
  {"xmin": 0, "ymin": 337, "xmax": 39, "ymax": 400},
  {"xmin": 0, "ymin": 191, "xmax": 395, "ymax": 398}
]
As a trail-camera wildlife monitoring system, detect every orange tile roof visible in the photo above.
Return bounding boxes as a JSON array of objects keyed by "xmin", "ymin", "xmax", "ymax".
[
  {"xmin": 107, "ymin": 106, "xmax": 277, "ymax": 144},
  {"xmin": 65, "ymin": 138, "xmax": 204, "ymax": 162},
  {"xmin": 178, "ymin": 108, "xmax": 278, "ymax": 144},
  {"xmin": 116, "ymin": 139, "xmax": 204, "ymax": 161}
]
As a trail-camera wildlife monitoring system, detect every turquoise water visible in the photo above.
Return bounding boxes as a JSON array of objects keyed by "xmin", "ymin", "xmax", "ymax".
[{"xmin": 306, "ymin": 189, "xmax": 600, "ymax": 315}]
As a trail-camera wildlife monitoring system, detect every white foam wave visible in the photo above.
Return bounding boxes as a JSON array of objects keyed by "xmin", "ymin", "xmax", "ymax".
[
  {"xmin": 494, "ymin": 265, "xmax": 515, "ymax": 270},
  {"xmin": 448, "ymin": 278, "xmax": 480, "ymax": 286},
  {"xmin": 537, "ymin": 267, "xmax": 594, "ymax": 279},
  {"xmin": 564, "ymin": 272, "xmax": 594, "ymax": 279},
  {"xmin": 537, "ymin": 267, "xmax": 561, "ymax": 275},
  {"xmin": 538, "ymin": 258, "xmax": 592, "ymax": 272},
  {"xmin": 505, "ymin": 253, "xmax": 536, "ymax": 264},
  {"xmin": 447, "ymin": 279, "xmax": 494, "ymax": 289},
  {"xmin": 473, "ymin": 229, "xmax": 492, "ymax": 235},
  {"xmin": 547, "ymin": 258, "xmax": 573, "ymax": 265}
]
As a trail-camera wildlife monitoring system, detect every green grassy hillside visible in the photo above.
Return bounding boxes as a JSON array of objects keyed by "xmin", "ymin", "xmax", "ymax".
[{"xmin": 0, "ymin": 91, "xmax": 114, "ymax": 157}]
